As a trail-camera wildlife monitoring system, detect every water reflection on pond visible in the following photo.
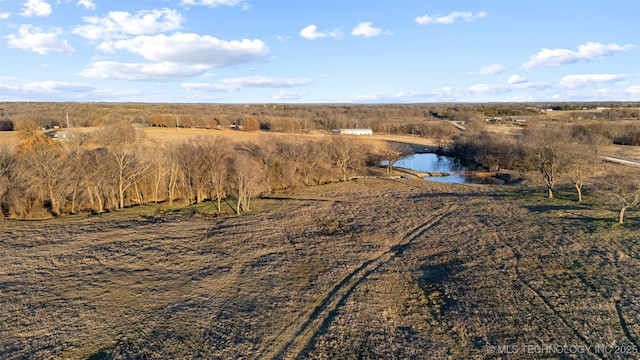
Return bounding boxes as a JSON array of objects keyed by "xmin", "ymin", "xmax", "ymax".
[{"xmin": 394, "ymin": 153, "xmax": 502, "ymax": 185}]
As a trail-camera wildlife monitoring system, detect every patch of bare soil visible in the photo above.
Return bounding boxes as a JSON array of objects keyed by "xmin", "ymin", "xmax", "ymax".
[{"xmin": 1, "ymin": 179, "xmax": 638, "ymax": 359}]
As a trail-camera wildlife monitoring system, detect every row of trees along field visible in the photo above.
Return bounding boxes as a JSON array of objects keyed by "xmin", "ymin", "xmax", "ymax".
[
  {"xmin": 448, "ymin": 124, "xmax": 640, "ymax": 223},
  {"xmin": 0, "ymin": 122, "xmax": 374, "ymax": 219},
  {"xmin": 1, "ymin": 102, "xmax": 638, "ymax": 138}
]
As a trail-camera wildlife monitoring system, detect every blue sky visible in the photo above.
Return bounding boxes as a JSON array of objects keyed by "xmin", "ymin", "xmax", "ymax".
[{"xmin": 0, "ymin": 0, "xmax": 638, "ymax": 103}]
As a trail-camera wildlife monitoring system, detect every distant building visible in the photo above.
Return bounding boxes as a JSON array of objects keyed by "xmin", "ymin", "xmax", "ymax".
[
  {"xmin": 509, "ymin": 116, "xmax": 527, "ymax": 123},
  {"xmin": 332, "ymin": 128, "xmax": 373, "ymax": 135}
]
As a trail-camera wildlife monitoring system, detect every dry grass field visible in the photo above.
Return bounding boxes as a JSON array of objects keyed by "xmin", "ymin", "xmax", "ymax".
[{"xmin": 1, "ymin": 178, "xmax": 639, "ymax": 359}]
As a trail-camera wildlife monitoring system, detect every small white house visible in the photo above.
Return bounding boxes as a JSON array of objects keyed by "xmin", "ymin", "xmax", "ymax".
[{"xmin": 332, "ymin": 128, "xmax": 373, "ymax": 136}]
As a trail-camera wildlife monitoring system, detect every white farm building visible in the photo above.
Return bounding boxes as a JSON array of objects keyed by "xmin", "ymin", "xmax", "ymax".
[{"xmin": 332, "ymin": 128, "xmax": 373, "ymax": 136}]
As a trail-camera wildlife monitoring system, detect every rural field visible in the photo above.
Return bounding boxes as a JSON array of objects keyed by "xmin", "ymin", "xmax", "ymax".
[
  {"xmin": 1, "ymin": 102, "xmax": 640, "ymax": 359},
  {"xmin": 1, "ymin": 177, "xmax": 639, "ymax": 359}
]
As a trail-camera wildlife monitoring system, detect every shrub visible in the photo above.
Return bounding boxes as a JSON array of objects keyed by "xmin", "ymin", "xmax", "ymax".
[{"xmin": 0, "ymin": 120, "xmax": 13, "ymax": 131}]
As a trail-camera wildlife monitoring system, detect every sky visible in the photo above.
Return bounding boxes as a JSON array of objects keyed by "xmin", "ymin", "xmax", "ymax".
[{"xmin": 0, "ymin": 0, "xmax": 638, "ymax": 103}]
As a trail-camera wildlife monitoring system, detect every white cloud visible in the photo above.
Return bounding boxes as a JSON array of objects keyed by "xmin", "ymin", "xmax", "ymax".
[
  {"xmin": 623, "ymin": 86, "xmax": 640, "ymax": 96},
  {"xmin": 0, "ymin": 13, "xmax": 10, "ymax": 20},
  {"xmin": 6, "ymin": 24, "xmax": 74, "ymax": 55},
  {"xmin": 558, "ymin": 73, "xmax": 626, "ymax": 89},
  {"xmin": 351, "ymin": 22, "xmax": 383, "ymax": 38},
  {"xmin": 467, "ymin": 83, "xmax": 505, "ymax": 94},
  {"xmin": 78, "ymin": 61, "xmax": 211, "ymax": 81},
  {"xmin": 25, "ymin": 81, "xmax": 94, "ymax": 93},
  {"xmin": 82, "ymin": 32, "xmax": 268, "ymax": 81},
  {"xmin": 77, "ymin": 0, "xmax": 96, "ymax": 10},
  {"xmin": 522, "ymin": 42, "xmax": 635, "ymax": 69},
  {"xmin": 348, "ymin": 88, "xmax": 458, "ymax": 103},
  {"xmin": 300, "ymin": 25, "xmax": 325, "ymax": 40},
  {"xmin": 99, "ymin": 33, "xmax": 268, "ymax": 68},
  {"xmin": 272, "ymin": 90, "xmax": 307, "ymax": 101},
  {"xmin": 467, "ymin": 81, "xmax": 549, "ymax": 94},
  {"xmin": 507, "ymin": 74, "xmax": 527, "ymax": 84},
  {"xmin": 396, "ymin": 88, "xmax": 458, "ymax": 102},
  {"xmin": 468, "ymin": 63, "xmax": 504, "ymax": 75},
  {"xmin": 0, "ymin": 80, "xmax": 92, "ymax": 96},
  {"xmin": 300, "ymin": 24, "xmax": 341, "ymax": 40},
  {"xmin": 0, "ymin": 79, "xmax": 137, "ymax": 101},
  {"xmin": 181, "ymin": 0, "xmax": 245, "ymax": 7},
  {"xmin": 416, "ymin": 11, "xmax": 487, "ymax": 25},
  {"xmin": 21, "ymin": 0, "xmax": 52, "ymax": 17},
  {"xmin": 183, "ymin": 76, "xmax": 312, "ymax": 91},
  {"xmin": 73, "ymin": 8, "xmax": 184, "ymax": 40}
]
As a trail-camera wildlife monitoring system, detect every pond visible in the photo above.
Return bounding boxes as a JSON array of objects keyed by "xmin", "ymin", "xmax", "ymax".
[{"xmin": 393, "ymin": 153, "xmax": 502, "ymax": 185}]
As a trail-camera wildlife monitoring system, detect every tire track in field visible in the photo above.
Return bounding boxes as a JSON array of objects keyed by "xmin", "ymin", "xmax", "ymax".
[
  {"xmin": 485, "ymin": 224, "xmax": 604, "ymax": 360},
  {"xmin": 260, "ymin": 203, "xmax": 460, "ymax": 360}
]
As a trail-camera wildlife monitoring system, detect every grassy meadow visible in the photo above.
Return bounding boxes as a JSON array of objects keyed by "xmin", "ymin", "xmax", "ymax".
[{"xmin": 1, "ymin": 178, "xmax": 639, "ymax": 359}]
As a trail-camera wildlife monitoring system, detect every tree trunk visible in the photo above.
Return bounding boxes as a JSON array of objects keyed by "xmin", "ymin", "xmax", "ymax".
[
  {"xmin": 619, "ymin": 205, "xmax": 628, "ymax": 224},
  {"xmin": 153, "ymin": 168, "xmax": 161, "ymax": 203},
  {"xmin": 48, "ymin": 185, "xmax": 59, "ymax": 216},
  {"xmin": 547, "ymin": 186, "xmax": 554, "ymax": 199},
  {"xmin": 70, "ymin": 186, "xmax": 78, "ymax": 214},
  {"xmin": 134, "ymin": 182, "xmax": 141, "ymax": 205},
  {"xmin": 86, "ymin": 185, "xmax": 95, "ymax": 209},
  {"xmin": 575, "ymin": 183, "xmax": 583, "ymax": 203},
  {"xmin": 118, "ymin": 181, "xmax": 125, "ymax": 209}
]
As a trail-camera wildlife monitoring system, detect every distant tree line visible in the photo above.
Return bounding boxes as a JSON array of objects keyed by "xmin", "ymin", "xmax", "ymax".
[{"xmin": 2, "ymin": 102, "xmax": 637, "ymax": 139}]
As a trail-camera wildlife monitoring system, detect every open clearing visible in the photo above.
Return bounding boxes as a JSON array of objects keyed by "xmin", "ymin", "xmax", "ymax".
[{"xmin": 1, "ymin": 179, "xmax": 639, "ymax": 359}]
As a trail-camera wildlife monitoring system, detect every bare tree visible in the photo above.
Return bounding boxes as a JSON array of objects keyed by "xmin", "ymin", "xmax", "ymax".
[
  {"xmin": 95, "ymin": 120, "xmax": 141, "ymax": 147},
  {"xmin": 243, "ymin": 115, "xmax": 260, "ymax": 132},
  {"xmin": 205, "ymin": 138, "xmax": 231, "ymax": 213},
  {"xmin": 567, "ymin": 143, "xmax": 591, "ymax": 203},
  {"xmin": 177, "ymin": 140, "xmax": 210, "ymax": 204},
  {"xmin": 230, "ymin": 154, "xmax": 265, "ymax": 214},
  {"xmin": 96, "ymin": 122, "xmax": 149, "ymax": 209},
  {"xmin": 80, "ymin": 148, "xmax": 113, "ymax": 213},
  {"xmin": 64, "ymin": 148, "xmax": 84, "ymax": 214},
  {"xmin": 587, "ymin": 132, "xmax": 611, "ymax": 171},
  {"xmin": 110, "ymin": 149, "xmax": 149, "ymax": 209},
  {"xmin": 297, "ymin": 140, "xmax": 328, "ymax": 186},
  {"xmin": 524, "ymin": 126, "xmax": 573, "ymax": 199},
  {"xmin": 596, "ymin": 170, "xmax": 640, "ymax": 224},
  {"xmin": 327, "ymin": 135, "xmax": 368, "ymax": 182},
  {"xmin": 380, "ymin": 142, "xmax": 413, "ymax": 173},
  {"xmin": 0, "ymin": 147, "xmax": 16, "ymax": 218},
  {"xmin": 166, "ymin": 146, "xmax": 181, "ymax": 205},
  {"xmin": 146, "ymin": 142, "xmax": 167, "ymax": 204},
  {"xmin": 243, "ymin": 137, "xmax": 281, "ymax": 193},
  {"xmin": 15, "ymin": 134, "xmax": 69, "ymax": 216}
]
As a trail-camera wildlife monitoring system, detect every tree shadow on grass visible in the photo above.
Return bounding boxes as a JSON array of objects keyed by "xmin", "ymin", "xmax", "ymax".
[
  {"xmin": 87, "ymin": 348, "xmax": 112, "ymax": 360},
  {"xmin": 523, "ymin": 204, "xmax": 586, "ymax": 213},
  {"xmin": 409, "ymin": 192, "xmax": 509, "ymax": 201},
  {"xmin": 418, "ymin": 261, "xmax": 460, "ymax": 284}
]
